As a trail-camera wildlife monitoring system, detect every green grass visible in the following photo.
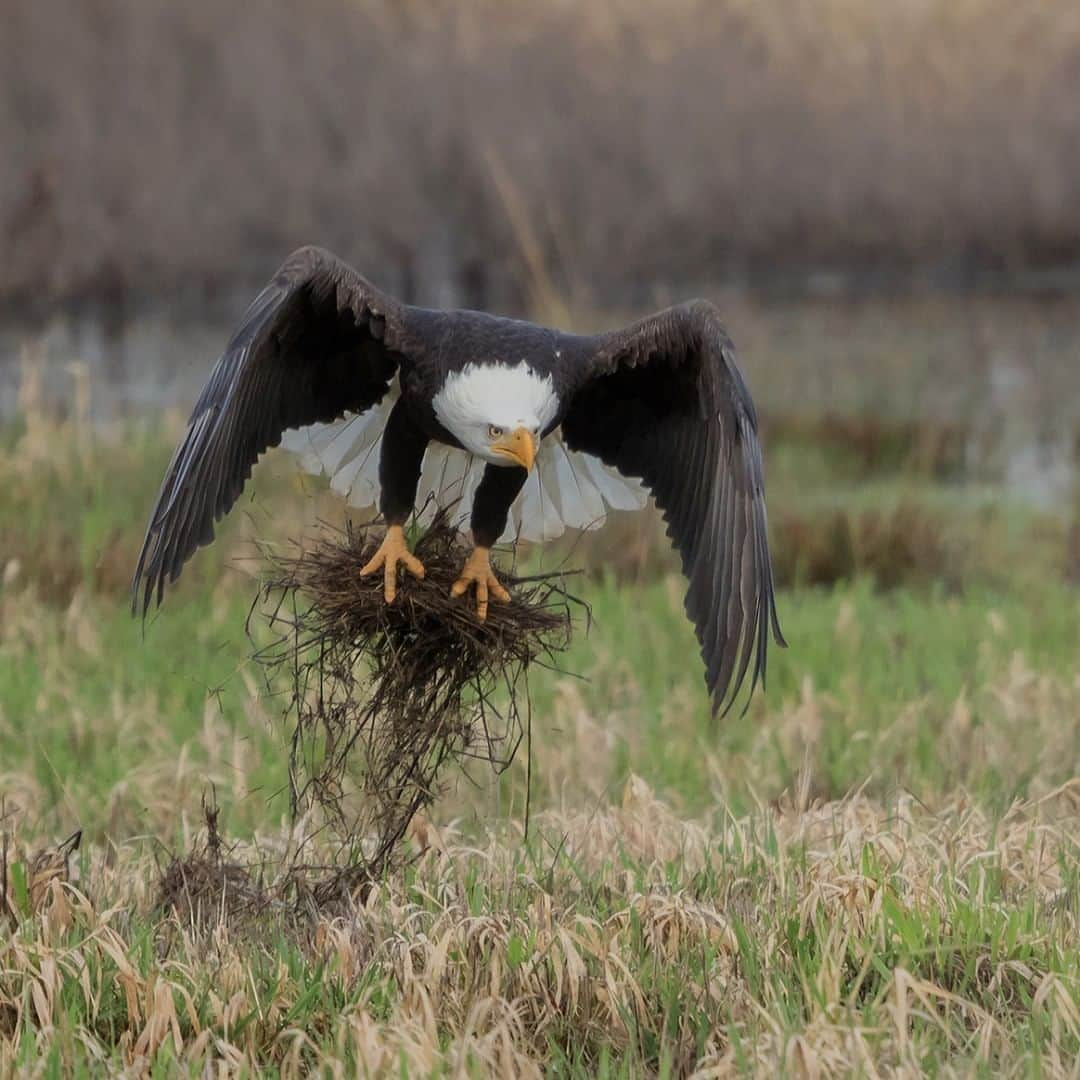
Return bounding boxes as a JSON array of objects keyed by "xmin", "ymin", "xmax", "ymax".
[
  {"xmin": 5, "ymin": 520, "xmax": 1075, "ymax": 840},
  {"xmin": 0, "ymin": 414, "xmax": 1076, "ymax": 1075}
]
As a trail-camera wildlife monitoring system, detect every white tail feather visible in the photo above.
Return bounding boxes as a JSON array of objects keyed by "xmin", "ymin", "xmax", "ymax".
[{"xmin": 283, "ymin": 398, "xmax": 647, "ymax": 542}]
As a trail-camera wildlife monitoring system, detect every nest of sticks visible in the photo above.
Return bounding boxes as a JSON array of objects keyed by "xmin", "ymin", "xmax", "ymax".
[{"xmin": 252, "ymin": 510, "xmax": 581, "ymax": 899}]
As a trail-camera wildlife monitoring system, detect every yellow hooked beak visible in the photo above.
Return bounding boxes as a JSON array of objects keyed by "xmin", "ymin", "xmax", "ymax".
[{"xmin": 491, "ymin": 426, "xmax": 538, "ymax": 472}]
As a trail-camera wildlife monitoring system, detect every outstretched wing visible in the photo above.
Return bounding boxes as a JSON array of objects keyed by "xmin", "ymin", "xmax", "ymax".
[
  {"xmin": 132, "ymin": 246, "xmax": 414, "ymax": 614},
  {"xmin": 562, "ymin": 301, "xmax": 786, "ymax": 713}
]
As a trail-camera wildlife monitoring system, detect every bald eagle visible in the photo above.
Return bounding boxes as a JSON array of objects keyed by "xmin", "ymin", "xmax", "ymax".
[{"xmin": 133, "ymin": 246, "xmax": 785, "ymax": 712}]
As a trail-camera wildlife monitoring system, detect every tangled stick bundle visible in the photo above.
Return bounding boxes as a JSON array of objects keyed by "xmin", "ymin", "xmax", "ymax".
[
  {"xmin": 156, "ymin": 798, "xmax": 275, "ymax": 928},
  {"xmin": 253, "ymin": 511, "xmax": 580, "ymax": 895}
]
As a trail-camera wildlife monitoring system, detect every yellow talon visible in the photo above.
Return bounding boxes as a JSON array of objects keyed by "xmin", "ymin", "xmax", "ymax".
[
  {"xmin": 359, "ymin": 524, "xmax": 425, "ymax": 603},
  {"xmin": 450, "ymin": 546, "xmax": 510, "ymax": 620}
]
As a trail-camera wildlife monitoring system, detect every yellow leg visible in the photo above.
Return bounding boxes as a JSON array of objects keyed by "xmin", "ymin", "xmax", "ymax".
[
  {"xmin": 450, "ymin": 546, "xmax": 510, "ymax": 620},
  {"xmin": 359, "ymin": 524, "xmax": 425, "ymax": 603}
]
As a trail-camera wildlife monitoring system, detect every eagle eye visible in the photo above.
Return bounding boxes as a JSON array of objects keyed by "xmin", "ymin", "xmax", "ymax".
[{"xmin": 488, "ymin": 425, "xmax": 504, "ymax": 439}]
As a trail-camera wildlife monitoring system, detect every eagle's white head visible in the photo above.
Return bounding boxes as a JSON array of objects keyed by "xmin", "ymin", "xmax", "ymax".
[{"xmin": 432, "ymin": 362, "xmax": 560, "ymax": 470}]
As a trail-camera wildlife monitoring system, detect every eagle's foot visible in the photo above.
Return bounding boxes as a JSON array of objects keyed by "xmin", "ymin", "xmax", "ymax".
[
  {"xmin": 359, "ymin": 524, "xmax": 425, "ymax": 603},
  {"xmin": 450, "ymin": 546, "xmax": 510, "ymax": 620}
]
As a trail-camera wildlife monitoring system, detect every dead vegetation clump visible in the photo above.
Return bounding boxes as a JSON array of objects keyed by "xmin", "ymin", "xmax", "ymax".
[
  {"xmin": 155, "ymin": 798, "xmax": 275, "ymax": 931},
  {"xmin": 0, "ymin": 828, "xmax": 81, "ymax": 927},
  {"xmin": 1067, "ymin": 493, "xmax": 1080, "ymax": 586},
  {"xmin": 763, "ymin": 411, "xmax": 973, "ymax": 480},
  {"xmin": 253, "ymin": 513, "xmax": 579, "ymax": 899},
  {"xmin": 768, "ymin": 501, "xmax": 1044, "ymax": 591}
]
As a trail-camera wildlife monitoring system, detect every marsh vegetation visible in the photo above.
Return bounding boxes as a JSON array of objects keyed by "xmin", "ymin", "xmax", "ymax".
[{"xmin": 0, "ymin": 349, "xmax": 1076, "ymax": 1074}]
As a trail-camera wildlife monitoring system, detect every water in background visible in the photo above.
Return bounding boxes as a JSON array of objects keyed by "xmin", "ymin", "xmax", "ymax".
[{"xmin": 1, "ymin": 292, "xmax": 1077, "ymax": 508}]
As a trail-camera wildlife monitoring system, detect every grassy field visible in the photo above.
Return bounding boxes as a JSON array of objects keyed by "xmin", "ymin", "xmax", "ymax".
[{"xmin": 0, "ymin": 394, "xmax": 1077, "ymax": 1075}]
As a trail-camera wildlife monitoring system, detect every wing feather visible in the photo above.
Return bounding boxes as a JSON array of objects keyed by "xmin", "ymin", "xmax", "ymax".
[
  {"xmin": 132, "ymin": 246, "xmax": 410, "ymax": 613},
  {"xmin": 581, "ymin": 453, "xmax": 648, "ymax": 512},
  {"xmin": 561, "ymin": 301, "xmax": 784, "ymax": 713}
]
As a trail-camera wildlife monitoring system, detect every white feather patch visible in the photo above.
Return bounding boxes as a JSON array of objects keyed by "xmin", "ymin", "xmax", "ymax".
[{"xmin": 282, "ymin": 387, "xmax": 647, "ymax": 542}]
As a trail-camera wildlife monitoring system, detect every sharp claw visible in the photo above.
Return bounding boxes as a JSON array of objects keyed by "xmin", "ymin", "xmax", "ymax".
[
  {"xmin": 451, "ymin": 546, "xmax": 510, "ymax": 618},
  {"xmin": 360, "ymin": 525, "xmax": 425, "ymax": 603}
]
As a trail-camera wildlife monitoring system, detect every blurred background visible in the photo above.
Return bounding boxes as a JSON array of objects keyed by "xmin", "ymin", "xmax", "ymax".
[
  {"xmin": 0, "ymin": 3, "xmax": 1077, "ymax": 388},
  {"xmin": 3, "ymin": 0, "xmax": 1079, "ymax": 498},
  {"xmin": 0, "ymin": 0, "xmax": 1078, "ymax": 824}
]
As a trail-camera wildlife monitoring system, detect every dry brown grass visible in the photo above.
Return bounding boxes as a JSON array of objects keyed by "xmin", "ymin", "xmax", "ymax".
[
  {"xmin": 559, "ymin": 497, "xmax": 1073, "ymax": 595},
  {"xmin": 769, "ymin": 502, "xmax": 960, "ymax": 591},
  {"xmin": 0, "ymin": 778, "xmax": 1075, "ymax": 1075},
  {"xmin": 4, "ymin": 0, "xmax": 1080, "ymax": 318},
  {"xmin": 763, "ymin": 413, "xmax": 972, "ymax": 481}
]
